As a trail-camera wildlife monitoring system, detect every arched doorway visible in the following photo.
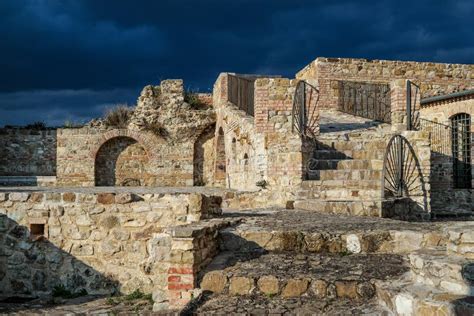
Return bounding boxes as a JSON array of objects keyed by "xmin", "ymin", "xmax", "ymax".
[
  {"xmin": 451, "ymin": 113, "xmax": 472, "ymax": 189},
  {"xmin": 214, "ymin": 127, "xmax": 226, "ymax": 184},
  {"xmin": 193, "ymin": 125, "xmax": 215, "ymax": 186},
  {"xmin": 95, "ymin": 136, "xmax": 150, "ymax": 186}
]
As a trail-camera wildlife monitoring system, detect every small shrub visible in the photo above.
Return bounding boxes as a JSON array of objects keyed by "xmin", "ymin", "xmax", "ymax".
[
  {"xmin": 184, "ymin": 90, "xmax": 207, "ymax": 109},
  {"xmin": 63, "ymin": 120, "xmax": 84, "ymax": 128},
  {"xmin": 25, "ymin": 121, "xmax": 47, "ymax": 129},
  {"xmin": 124, "ymin": 289, "xmax": 146, "ymax": 301},
  {"xmin": 52, "ymin": 285, "xmax": 88, "ymax": 299},
  {"xmin": 142, "ymin": 120, "xmax": 168, "ymax": 138},
  {"xmin": 104, "ymin": 105, "xmax": 133, "ymax": 129}
]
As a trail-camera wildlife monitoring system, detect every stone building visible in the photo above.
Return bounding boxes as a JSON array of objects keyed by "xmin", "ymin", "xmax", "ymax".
[{"xmin": 0, "ymin": 57, "xmax": 473, "ymax": 314}]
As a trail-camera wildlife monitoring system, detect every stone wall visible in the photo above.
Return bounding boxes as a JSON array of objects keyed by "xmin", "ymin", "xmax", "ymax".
[
  {"xmin": 420, "ymin": 97, "xmax": 473, "ymax": 213},
  {"xmin": 0, "ymin": 128, "xmax": 57, "ymax": 176},
  {"xmin": 0, "ymin": 190, "xmax": 222, "ymax": 298},
  {"xmin": 56, "ymin": 128, "xmax": 195, "ymax": 187},
  {"xmin": 297, "ymin": 57, "xmax": 474, "ymax": 110},
  {"xmin": 212, "ymin": 74, "xmax": 304, "ymax": 204}
]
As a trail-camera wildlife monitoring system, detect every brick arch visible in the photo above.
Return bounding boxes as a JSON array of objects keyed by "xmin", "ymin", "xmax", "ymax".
[{"xmin": 90, "ymin": 129, "xmax": 162, "ymax": 160}]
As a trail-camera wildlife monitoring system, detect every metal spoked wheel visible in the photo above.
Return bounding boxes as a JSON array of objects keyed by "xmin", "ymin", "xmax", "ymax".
[{"xmin": 382, "ymin": 135, "xmax": 424, "ymax": 199}]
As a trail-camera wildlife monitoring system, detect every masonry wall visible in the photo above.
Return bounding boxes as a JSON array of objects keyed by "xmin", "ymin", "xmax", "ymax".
[
  {"xmin": 56, "ymin": 128, "xmax": 195, "ymax": 187},
  {"xmin": 0, "ymin": 190, "xmax": 222, "ymax": 298},
  {"xmin": 0, "ymin": 128, "xmax": 57, "ymax": 176},
  {"xmin": 212, "ymin": 74, "xmax": 304, "ymax": 204},
  {"xmin": 297, "ymin": 57, "xmax": 474, "ymax": 110},
  {"xmin": 420, "ymin": 98, "xmax": 473, "ymax": 213}
]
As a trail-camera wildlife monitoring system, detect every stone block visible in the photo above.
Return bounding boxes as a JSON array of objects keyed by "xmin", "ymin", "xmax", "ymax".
[
  {"xmin": 200, "ymin": 271, "xmax": 227, "ymax": 293},
  {"xmin": 311, "ymin": 279, "xmax": 327, "ymax": 298},
  {"xmin": 62, "ymin": 192, "xmax": 76, "ymax": 202},
  {"xmin": 229, "ymin": 276, "xmax": 253, "ymax": 295},
  {"xmin": 281, "ymin": 279, "xmax": 309, "ymax": 298},
  {"xmin": 257, "ymin": 275, "xmax": 279, "ymax": 295},
  {"xmin": 97, "ymin": 193, "xmax": 115, "ymax": 204},
  {"xmin": 9, "ymin": 193, "xmax": 29, "ymax": 202},
  {"xmin": 335, "ymin": 281, "xmax": 358, "ymax": 299}
]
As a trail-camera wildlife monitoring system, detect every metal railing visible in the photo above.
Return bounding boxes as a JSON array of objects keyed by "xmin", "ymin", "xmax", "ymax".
[
  {"xmin": 292, "ymin": 80, "xmax": 320, "ymax": 138},
  {"xmin": 418, "ymin": 118, "xmax": 452, "ymax": 155},
  {"xmin": 227, "ymin": 74, "xmax": 255, "ymax": 116},
  {"xmin": 338, "ymin": 80, "xmax": 391, "ymax": 123},
  {"xmin": 407, "ymin": 80, "xmax": 421, "ymax": 130}
]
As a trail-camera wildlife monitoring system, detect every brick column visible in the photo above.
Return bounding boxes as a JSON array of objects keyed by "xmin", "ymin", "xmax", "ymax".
[{"xmin": 390, "ymin": 79, "xmax": 409, "ymax": 131}]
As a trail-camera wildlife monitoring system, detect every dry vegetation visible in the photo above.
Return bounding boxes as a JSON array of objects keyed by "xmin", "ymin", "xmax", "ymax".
[{"xmin": 104, "ymin": 105, "xmax": 133, "ymax": 129}]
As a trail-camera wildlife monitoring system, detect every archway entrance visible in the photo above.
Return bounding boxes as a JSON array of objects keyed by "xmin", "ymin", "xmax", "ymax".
[
  {"xmin": 95, "ymin": 136, "xmax": 150, "ymax": 186},
  {"xmin": 451, "ymin": 113, "xmax": 472, "ymax": 189}
]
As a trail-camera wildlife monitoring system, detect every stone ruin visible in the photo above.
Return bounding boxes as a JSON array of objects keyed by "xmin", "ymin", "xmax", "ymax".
[{"xmin": 0, "ymin": 57, "xmax": 473, "ymax": 315}]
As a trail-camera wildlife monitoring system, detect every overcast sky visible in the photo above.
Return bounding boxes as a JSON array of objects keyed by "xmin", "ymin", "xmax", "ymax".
[{"xmin": 1, "ymin": 0, "xmax": 473, "ymax": 126}]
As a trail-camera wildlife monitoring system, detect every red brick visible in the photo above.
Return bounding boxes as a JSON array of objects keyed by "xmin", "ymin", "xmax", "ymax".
[
  {"xmin": 168, "ymin": 282, "xmax": 194, "ymax": 291},
  {"xmin": 168, "ymin": 266, "xmax": 194, "ymax": 274},
  {"xmin": 168, "ymin": 275, "xmax": 181, "ymax": 282}
]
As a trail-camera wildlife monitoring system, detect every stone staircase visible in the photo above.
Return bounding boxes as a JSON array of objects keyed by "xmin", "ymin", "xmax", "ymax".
[
  {"xmin": 295, "ymin": 110, "xmax": 390, "ymax": 217},
  {"xmin": 187, "ymin": 210, "xmax": 474, "ymax": 315}
]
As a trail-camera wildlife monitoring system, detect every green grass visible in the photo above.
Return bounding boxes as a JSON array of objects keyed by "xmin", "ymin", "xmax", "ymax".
[{"xmin": 52, "ymin": 285, "xmax": 88, "ymax": 299}]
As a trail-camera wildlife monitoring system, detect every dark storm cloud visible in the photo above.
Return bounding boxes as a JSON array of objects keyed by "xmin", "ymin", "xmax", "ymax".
[{"xmin": 0, "ymin": 0, "xmax": 473, "ymax": 125}]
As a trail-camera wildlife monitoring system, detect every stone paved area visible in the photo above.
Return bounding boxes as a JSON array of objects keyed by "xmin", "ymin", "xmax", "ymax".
[
  {"xmin": 319, "ymin": 110, "xmax": 389, "ymax": 134},
  {"xmin": 0, "ymin": 296, "xmax": 157, "ymax": 315},
  {"xmin": 188, "ymin": 294, "xmax": 389, "ymax": 315},
  {"xmin": 222, "ymin": 208, "xmax": 445, "ymax": 233}
]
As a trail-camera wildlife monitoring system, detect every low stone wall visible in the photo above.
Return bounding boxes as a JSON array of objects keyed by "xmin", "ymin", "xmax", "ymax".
[
  {"xmin": 0, "ymin": 190, "xmax": 222, "ymax": 299},
  {"xmin": 152, "ymin": 218, "xmax": 236, "ymax": 311},
  {"xmin": 0, "ymin": 128, "xmax": 57, "ymax": 176}
]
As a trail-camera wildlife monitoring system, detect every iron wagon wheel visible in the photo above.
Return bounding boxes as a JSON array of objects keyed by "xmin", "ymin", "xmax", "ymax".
[{"xmin": 382, "ymin": 135, "xmax": 427, "ymax": 210}]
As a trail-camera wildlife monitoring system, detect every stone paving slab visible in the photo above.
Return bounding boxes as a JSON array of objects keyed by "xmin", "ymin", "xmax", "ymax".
[
  {"xmin": 0, "ymin": 296, "xmax": 158, "ymax": 315},
  {"xmin": 221, "ymin": 208, "xmax": 446, "ymax": 234},
  {"xmin": 188, "ymin": 293, "xmax": 390, "ymax": 315}
]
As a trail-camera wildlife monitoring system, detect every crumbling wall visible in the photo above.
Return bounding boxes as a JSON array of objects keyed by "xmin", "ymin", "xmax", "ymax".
[
  {"xmin": 0, "ymin": 128, "xmax": 57, "ymax": 176},
  {"xmin": 57, "ymin": 79, "xmax": 216, "ymax": 187}
]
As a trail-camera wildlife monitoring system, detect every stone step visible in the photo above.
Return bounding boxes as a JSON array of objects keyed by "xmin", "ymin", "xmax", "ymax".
[
  {"xmin": 312, "ymin": 149, "xmax": 386, "ymax": 160},
  {"xmin": 312, "ymin": 150, "xmax": 350, "ymax": 160},
  {"xmin": 308, "ymin": 159, "xmax": 383, "ymax": 171},
  {"xmin": 408, "ymin": 247, "xmax": 474, "ymax": 295},
  {"xmin": 219, "ymin": 209, "xmax": 446, "ymax": 255},
  {"xmin": 293, "ymin": 199, "xmax": 383, "ymax": 217},
  {"xmin": 302, "ymin": 179, "xmax": 382, "ymax": 190},
  {"xmin": 376, "ymin": 276, "xmax": 474, "ymax": 316},
  {"xmin": 320, "ymin": 189, "xmax": 382, "ymax": 200},
  {"xmin": 199, "ymin": 251, "xmax": 407, "ymax": 302},
  {"xmin": 307, "ymin": 169, "xmax": 383, "ymax": 181},
  {"xmin": 316, "ymin": 139, "xmax": 388, "ymax": 153}
]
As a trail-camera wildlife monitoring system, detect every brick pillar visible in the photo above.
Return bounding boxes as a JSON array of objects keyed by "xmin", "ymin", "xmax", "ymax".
[{"xmin": 390, "ymin": 79, "xmax": 408, "ymax": 131}]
